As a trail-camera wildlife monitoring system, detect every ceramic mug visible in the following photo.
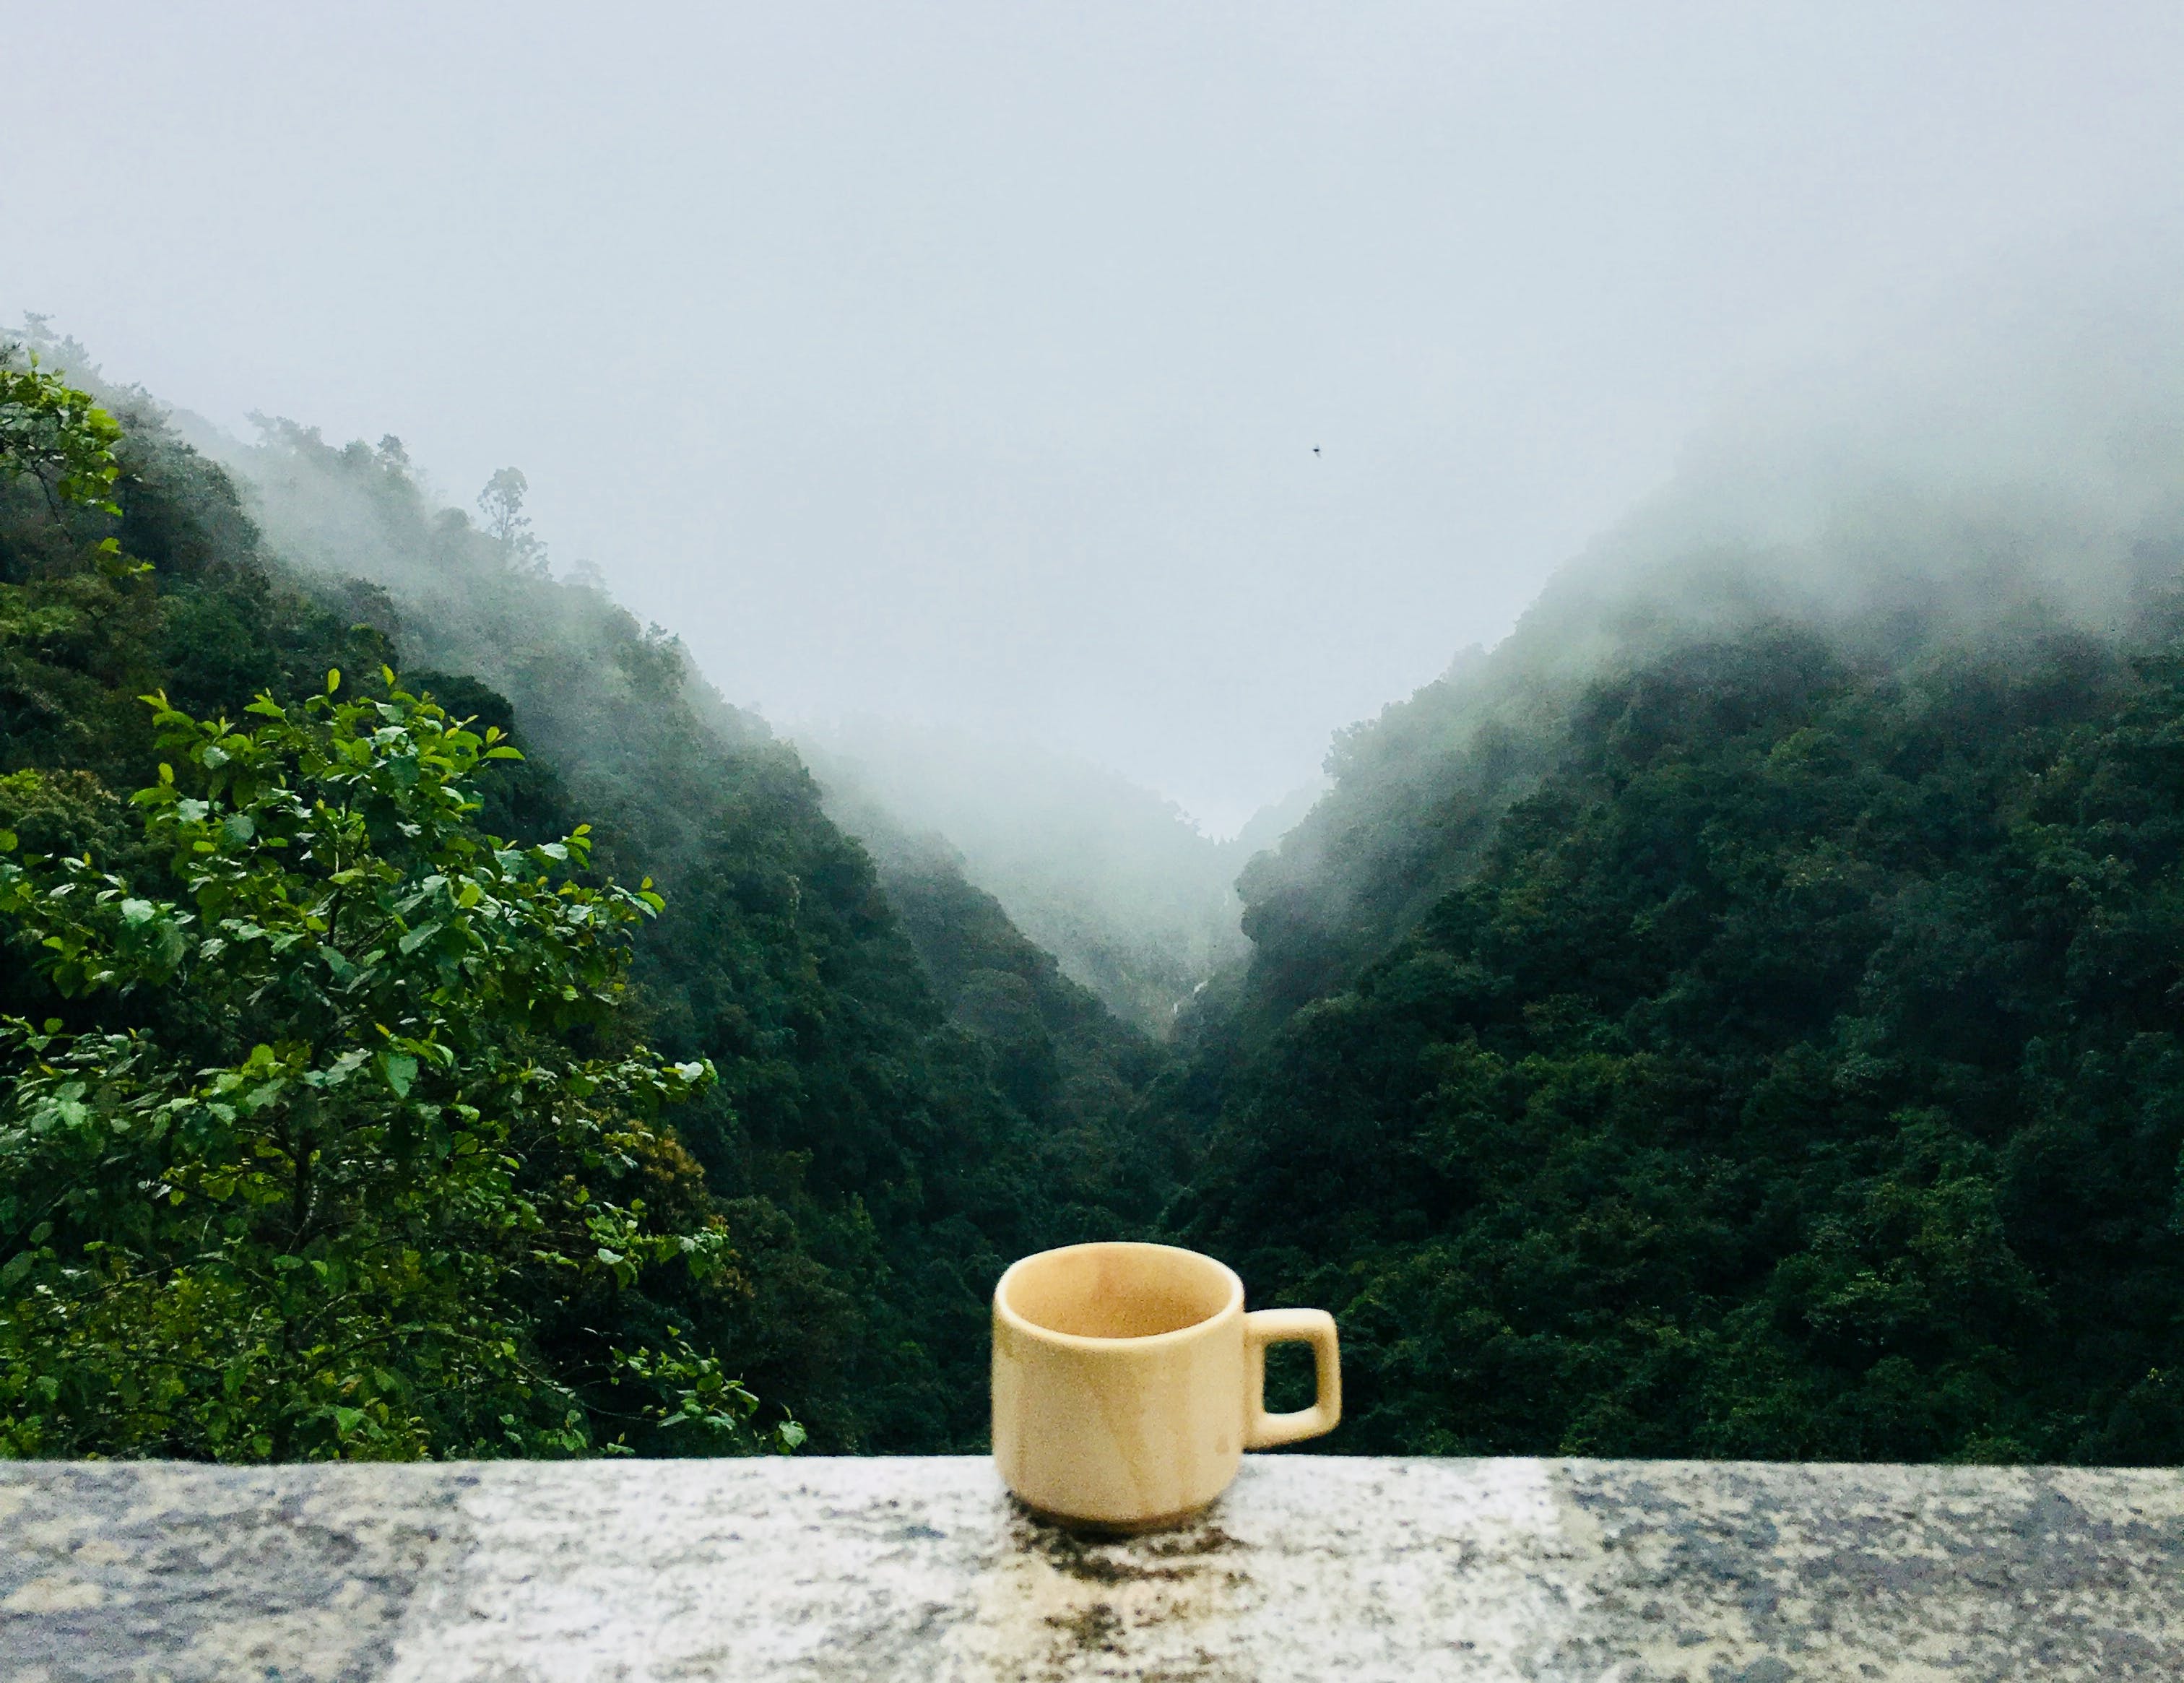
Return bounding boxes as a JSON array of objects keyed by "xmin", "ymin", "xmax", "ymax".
[{"xmin": 990, "ymin": 1240, "xmax": 1340, "ymax": 1531}]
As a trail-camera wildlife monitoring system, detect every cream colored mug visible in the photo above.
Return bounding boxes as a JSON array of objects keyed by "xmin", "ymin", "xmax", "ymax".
[{"xmin": 991, "ymin": 1240, "xmax": 1340, "ymax": 1531}]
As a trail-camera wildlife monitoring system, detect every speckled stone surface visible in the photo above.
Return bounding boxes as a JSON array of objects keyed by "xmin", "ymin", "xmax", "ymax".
[{"xmin": 3, "ymin": 1457, "xmax": 2180, "ymax": 1681}]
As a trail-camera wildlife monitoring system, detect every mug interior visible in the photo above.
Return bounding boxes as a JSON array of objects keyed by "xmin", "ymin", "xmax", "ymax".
[{"xmin": 999, "ymin": 1242, "xmax": 1239, "ymax": 1341}]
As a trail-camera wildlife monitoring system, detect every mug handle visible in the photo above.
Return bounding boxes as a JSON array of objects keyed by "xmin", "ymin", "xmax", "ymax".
[{"xmin": 1243, "ymin": 1309, "xmax": 1341, "ymax": 1448}]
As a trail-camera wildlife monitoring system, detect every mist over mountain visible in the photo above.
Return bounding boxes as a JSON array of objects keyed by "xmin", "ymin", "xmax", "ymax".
[
  {"xmin": 1234, "ymin": 263, "xmax": 2184, "ymax": 1034},
  {"xmin": 1, "ymin": 324, "xmax": 1186, "ymax": 1457},
  {"xmin": 797, "ymin": 719, "xmax": 1309, "ymax": 1033},
  {"xmin": 1160, "ymin": 270, "xmax": 2184, "ymax": 1462},
  {"xmin": 170, "ymin": 391, "xmax": 1306, "ymax": 1038},
  {"xmin": 27, "ymin": 5, "xmax": 2184, "ymax": 834}
]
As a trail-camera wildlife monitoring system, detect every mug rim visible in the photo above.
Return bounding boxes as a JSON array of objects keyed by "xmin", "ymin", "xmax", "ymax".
[{"xmin": 994, "ymin": 1240, "xmax": 1244, "ymax": 1351}]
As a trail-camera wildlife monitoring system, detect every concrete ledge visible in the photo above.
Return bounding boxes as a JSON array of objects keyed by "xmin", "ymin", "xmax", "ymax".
[{"xmin": 4, "ymin": 1457, "xmax": 2182, "ymax": 1681}]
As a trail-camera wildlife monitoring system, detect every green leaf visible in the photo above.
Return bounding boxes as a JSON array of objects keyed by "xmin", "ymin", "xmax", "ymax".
[{"xmin": 381, "ymin": 1050, "xmax": 419, "ymax": 1098}]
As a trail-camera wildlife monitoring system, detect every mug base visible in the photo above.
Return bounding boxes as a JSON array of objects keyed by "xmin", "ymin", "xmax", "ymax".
[{"xmin": 1011, "ymin": 1494, "xmax": 1217, "ymax": 1536}]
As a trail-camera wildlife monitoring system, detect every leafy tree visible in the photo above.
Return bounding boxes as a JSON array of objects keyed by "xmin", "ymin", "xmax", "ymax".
[
  {"xmin": 477, "ymin": 466, "xmax": 547, "ymax": 576},
  {"xmin": 0, "ymin": 673, "xmax": 799, "ymax": 1459},
  {"xmin": 1, "ymin": 351, "xmax": 123, "ymax": 522}
]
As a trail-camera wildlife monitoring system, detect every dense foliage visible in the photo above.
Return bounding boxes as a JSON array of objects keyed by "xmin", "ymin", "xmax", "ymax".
[
  {"xmin": 1178, "ymin": 620, "xmax": 2184, "ymax": 1462},
  {"xmin": 1, "ymin": 678, "xmax": 779, "ymax": 1458}
]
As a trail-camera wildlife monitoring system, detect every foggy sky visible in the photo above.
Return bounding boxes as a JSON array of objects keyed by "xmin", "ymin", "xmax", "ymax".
[{"xmin": 6, "ymin": 3, "xmax": 2183, "ymax": 831}]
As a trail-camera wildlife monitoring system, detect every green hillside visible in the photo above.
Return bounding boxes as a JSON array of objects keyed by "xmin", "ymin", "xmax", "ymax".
[
  {"xmin": 1, "ymin": 337, "xmax": 1165, "ymax": 1457},
  {"xmin": 1173, "ymin": 611, "xmax": 2184, "ymax": 1462}
]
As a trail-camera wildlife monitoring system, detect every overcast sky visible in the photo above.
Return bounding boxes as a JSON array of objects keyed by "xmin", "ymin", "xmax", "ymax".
[{"xmin": 6, "ymin": 3, "xmax": 2183, "ymax": 831}]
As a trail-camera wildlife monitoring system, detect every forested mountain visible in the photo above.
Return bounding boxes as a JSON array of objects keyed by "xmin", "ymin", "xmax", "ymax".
[
  {"xmin": 1, "ymin": 332, "xmax": 1166, "ymax": 1457},
  {"xmin": 1163, "ymin": 347, "xmax": 2184, "ymax": 1463},
  {"xmin": 1177, "ymin": 618, "xmax": 2184, "ymax": 1461}
]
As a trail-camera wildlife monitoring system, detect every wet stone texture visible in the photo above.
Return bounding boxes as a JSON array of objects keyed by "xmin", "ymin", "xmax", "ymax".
[{"xmin": 2, "ymin": 1458, "xmax": 2180, "ymax": 1681}]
